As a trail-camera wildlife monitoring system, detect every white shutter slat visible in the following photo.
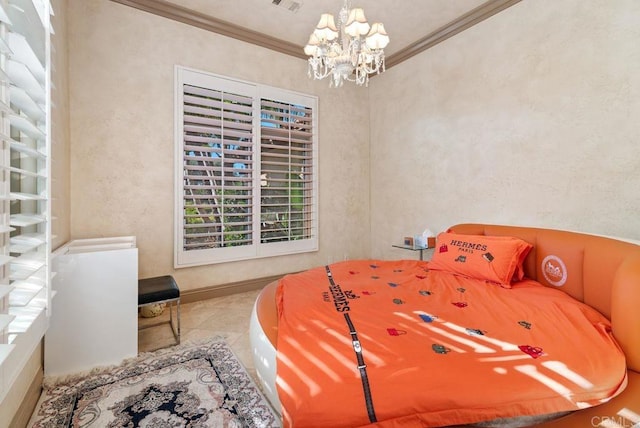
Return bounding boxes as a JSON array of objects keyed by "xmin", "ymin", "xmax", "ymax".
[
  {"xmin": 185, "ymin": 211, "xmax": 251, "ymax": 218},
  {"xmin": 183, "ymin": 125, "xmax": 251, "ymax": 141},
  {"xmin": 184, "ymin": 111, "xmax": 252, "ymax": 129},
  {"xmin": 260, "ymin": 119, "xmax": 313, "ymax": 134},
  {"xmin": 184, "ymin": 185, "xmax": 251, "ymax": 193},
  {"xmin": 184, "ymin": 103, "xmax": 252, "ymax": 119},
  {"xmin": 184, "ymin": 91, "xmax": 252, "ymax": 108},
  {"xmin": 9, "ymin": 257, "xmax": 46, "ymax": 282},
  {"xmin": 9, "ymin": 192, "xmax": 47, "ymax": 201},
  {"xmin": 9, "ymin": 114, "xmax": 44, "ymax": 139},
  {"xmin": 9, "ymin": 85, "xmax": 45, "ymax": 120},
  {"xmin": 184, "ymin": 157, "xmax": 254, "ymax": 167},
  {"xmin": 183, "ymin": 194, "xmax": 252, "ymax": 201},
  {"xmin": 261, "ymin": 154, "xmax": 312, "ymax": 163},
  {"xmin": 184, "ymin": 134, "xmax": 253, "ymax": 148},
  {"xmin": 10, "ymin": 233, "xmax": 46, "ymax": 254},
  {"xmin": 262, "ymin": 138, "xmax": 313, "ymax": 147},
  {"xmin": 184, "ymin": 220, "xmax": 252, "ymax": 229},
  {"xmin": 9, "ymin": 282, "xmax": 43, "ymax": 307},
  {"xmin": 184, "ymin": 164, "xmax": 253, "ymax": 173},
  {"xmin": 183, "ymin": 144, "xmax": 253, "ymax": 158},
  {"xmin": 6, "ymin": 60, "xmax": 44, "ymax": 104},
  {"xmin": 1, "ymin": 165, "xmax": 47, "ymax": 178},
  {"xmin": 261, "ymin": 99, "xmax": 312, "ymax": 113},
  {"xmin": 261, "ymin": 128, "xmax": 312, "ymax": 140},
  {"xmin": 184, "ymin": 178, "xmax": 253, "ymax": 186},
  {"xmin": 184, "ymin": 84, "xmax": 253, "ymax": 105},
  {"xmin": 185, "ymin": 202, "xmax": 253, "ymax": 208},
  {"xmin": 9, "ymin": 139, "xmax": 46, "ymax": 158},
  {"xmin": 9, "ymin": 214, "xmax": 46, "ymax": 227},
  {"xmin": 7, "ymin": 32, "xmax": 45, "ymax": 85}
]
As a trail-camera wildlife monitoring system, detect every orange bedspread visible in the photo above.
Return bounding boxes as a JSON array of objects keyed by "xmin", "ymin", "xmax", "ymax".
[{"xmin": 275, "ymin": 260, "xmax": 627, "ymax": 427}]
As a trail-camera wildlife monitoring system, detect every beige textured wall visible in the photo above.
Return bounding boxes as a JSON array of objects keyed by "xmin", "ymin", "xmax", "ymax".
[
  {"xmin": 370, "ymin": 0, "xmax": 640, "ymax": 260},
  {"xmin": 67, "ymin": 0, "xmax": 371, "ymax": 290},
  {"xmin": 52, "ymin": 0, "xmax": 71, "ymax": 250}
]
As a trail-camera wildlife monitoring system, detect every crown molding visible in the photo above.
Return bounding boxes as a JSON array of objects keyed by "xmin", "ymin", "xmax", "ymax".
[
  {"xmin": 109, "ymin": 0, "xmax": 307, "ymax": 59},
  {"xmin": 109, "ymin": 0, "xmax": 521, "ymax": 70},
  {"xmin": 386, "ymin": 0, "xmax": 523, "ymax": 68}
]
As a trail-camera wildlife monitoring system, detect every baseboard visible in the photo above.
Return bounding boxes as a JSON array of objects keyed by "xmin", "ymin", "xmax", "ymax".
[
  {"xmin": 9, "ymin": 367, "xmax": 43, "ymax": 428},
  {"xmin": 180, "ymin": 273, "xmax": 290, "ymax": 304}
]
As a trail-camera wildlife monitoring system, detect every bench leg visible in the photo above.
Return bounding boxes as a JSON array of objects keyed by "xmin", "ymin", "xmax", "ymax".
[
  {"xmin": 139, "ymin": 298, "xmax": 181, "ymax": 350},
  {"xmin": 168, "ymin": 299, "xmax": 181, "ymax": 345}
]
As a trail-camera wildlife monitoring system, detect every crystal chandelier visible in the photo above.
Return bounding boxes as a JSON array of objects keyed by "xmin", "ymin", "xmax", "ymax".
[{"xmin": 304, "ymin": 0, "xmax": 390, "ymax": 87}]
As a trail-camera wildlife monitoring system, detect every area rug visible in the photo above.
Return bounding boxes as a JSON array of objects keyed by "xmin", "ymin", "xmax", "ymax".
[{"xmin": 28, "ymin": 337, "xmax": 280, "ymax": 427}]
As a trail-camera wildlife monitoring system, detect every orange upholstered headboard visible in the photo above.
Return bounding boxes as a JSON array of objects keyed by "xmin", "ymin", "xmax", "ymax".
[{"xmin": 448, "ymin": 224, "xmax": 640, "ymax": 373}]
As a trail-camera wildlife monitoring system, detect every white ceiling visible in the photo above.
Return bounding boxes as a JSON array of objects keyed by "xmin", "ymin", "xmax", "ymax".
[{"xmin": 162, "ymin": 0, "xmax": 487, "ymax": 57}]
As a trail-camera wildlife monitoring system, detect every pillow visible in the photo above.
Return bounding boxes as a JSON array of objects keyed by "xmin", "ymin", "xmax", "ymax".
[
  {"xmin": 427, "ymin": 232, "xmax": 532, "ymax": 287},
  {"xmin": 512, "ymin": 246, "xmax": 529, "ymax": 282}
]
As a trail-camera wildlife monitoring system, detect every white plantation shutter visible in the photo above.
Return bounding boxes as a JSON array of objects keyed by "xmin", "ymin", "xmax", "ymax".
[
  {"xmin": 182, "ymin": 84, "xmax": 254, "ymax": 250},
  {"xmin": 0, "ymin": 0, "xmax": 51, "ymax": 402},
  {"xmin": 175, "ymin": 68, "xmax": 317, "ymax": 267},
  {"xmin": 260, "ymin": 98, "xmax": 314, "ymax": 244}
]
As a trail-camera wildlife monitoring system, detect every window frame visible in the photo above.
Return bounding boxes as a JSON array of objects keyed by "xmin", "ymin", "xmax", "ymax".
[
  {"xmin": 174, "ymin": 66, "xmax": 318, "ymax": 267},
  {"xmin": 0, "ymin": 0, "xmax": 51, "ymax": 403}
]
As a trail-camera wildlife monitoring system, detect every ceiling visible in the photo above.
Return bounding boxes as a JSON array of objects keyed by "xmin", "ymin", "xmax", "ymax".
[
  {"xmin": 160, "ymin": 0, "xmax": 489, "ymax": 57},
  {"xmin": 112, "ymin": 0, "xmax": 520, "ymax": 67}
]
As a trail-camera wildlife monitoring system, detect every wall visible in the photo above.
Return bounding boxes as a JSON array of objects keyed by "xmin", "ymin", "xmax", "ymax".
[
  {"xmin": 51, "ymin": 0, "xmax": 71, "ymax": 250},
  {"xmin": 369, "ymin": 0, "xmax": 640, "ymax": 260},
  {"xmin": 67, "ymin": 0, "xmax": 371, "ymax": 290}
]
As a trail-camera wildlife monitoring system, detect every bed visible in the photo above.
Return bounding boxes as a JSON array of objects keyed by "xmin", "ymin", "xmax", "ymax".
[{"xmin": 249, "ymin": 224, "xmax": 640, "ymax": 427}]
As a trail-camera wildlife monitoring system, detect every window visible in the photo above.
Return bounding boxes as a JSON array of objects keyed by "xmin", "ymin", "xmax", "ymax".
[
  {"xmin": 0, "ymin": 0, "xmax": 51, "ymax": 401},
  {"xmin": 175, "ymin": 67, "xmax": 318, "ymax": 267}
]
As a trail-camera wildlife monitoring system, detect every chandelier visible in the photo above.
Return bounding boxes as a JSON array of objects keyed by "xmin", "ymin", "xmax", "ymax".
[{"xmin": 304, "ymin": 0, "xmax": 390, "ymax": 87}]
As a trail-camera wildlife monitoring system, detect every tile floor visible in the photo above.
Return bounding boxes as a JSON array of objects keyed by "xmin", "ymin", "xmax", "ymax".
[{"xmin": 138, "ymin": 288, "xmax": 261, "ymax": 381}]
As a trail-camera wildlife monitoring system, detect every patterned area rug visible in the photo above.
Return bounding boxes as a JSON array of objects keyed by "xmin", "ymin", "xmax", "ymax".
[{"xmin": 28, "ymin": 338, "xmax": 280, "ymax": 427}]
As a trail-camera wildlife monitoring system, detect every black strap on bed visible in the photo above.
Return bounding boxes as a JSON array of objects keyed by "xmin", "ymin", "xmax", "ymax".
[
  {"xmin": 324, "ymin": 265, "xmax": 377, "ymax": 423},
  {"xmin": 343, "ymin": 312, "xmax": 377, "ymax": 423}
]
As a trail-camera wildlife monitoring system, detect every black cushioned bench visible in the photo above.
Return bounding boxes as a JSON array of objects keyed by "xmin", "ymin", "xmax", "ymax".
[{"xmin": 138, "ymin": 275, "xmax": 180, "ymax": 348}]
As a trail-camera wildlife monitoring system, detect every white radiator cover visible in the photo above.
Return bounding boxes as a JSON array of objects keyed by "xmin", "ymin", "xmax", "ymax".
[{"xmin": 45, "ymin": 237, "xmax": 138, "ymax": 377}]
